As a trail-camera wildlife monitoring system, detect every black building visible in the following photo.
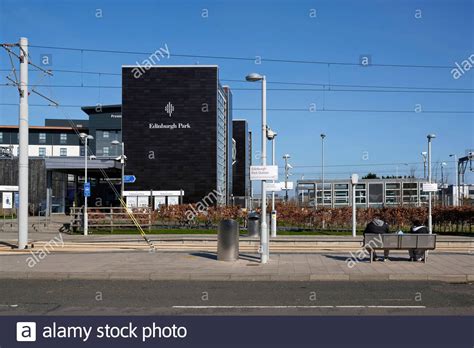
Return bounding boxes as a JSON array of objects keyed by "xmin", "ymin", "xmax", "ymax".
[
  {"xmin": 232, "ymin": 120, "xmax": 251, "ymax": 207},
  {"xmin": 122, "ymin": 65, "xmax": 233, "ymax": 205}
]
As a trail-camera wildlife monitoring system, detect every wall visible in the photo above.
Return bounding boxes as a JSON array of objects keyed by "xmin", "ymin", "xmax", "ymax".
[{"xmin": 122, "ymin": 66, "xmax": 220, "ymax": 204}]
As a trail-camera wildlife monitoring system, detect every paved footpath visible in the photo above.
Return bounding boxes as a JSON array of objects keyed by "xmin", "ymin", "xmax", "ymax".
[{"xmin": 0, "ymin": 249, "xmax": 472, "ymax": 282}]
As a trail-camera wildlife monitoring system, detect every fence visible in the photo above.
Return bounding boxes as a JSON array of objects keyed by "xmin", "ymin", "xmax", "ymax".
[
  {"xmin": 1, "ymin": 204, "xmax": 50, "ymax": 232},
  {"xmin": 68, "ymin": 204, "xmax": 474, "ymax": 234}
]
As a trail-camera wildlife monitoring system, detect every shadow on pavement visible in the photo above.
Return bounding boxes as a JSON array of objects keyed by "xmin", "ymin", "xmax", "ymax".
[{"xmin": 190, "ymin": 252, "xmax": 260, "ymax": 263}]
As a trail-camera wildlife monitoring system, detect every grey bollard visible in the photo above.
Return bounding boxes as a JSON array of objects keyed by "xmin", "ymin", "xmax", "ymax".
[
  {"xmin": 217, "ymin": 219, "xmax": 239, "ymax": 261},
  {"xmin": 247, "ymin": 212, "xmax": 260, "ymax": 238}
]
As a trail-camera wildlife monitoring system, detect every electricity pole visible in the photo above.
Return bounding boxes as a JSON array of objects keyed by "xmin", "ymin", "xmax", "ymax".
[
  {"xmin": 321, "ymin": 133, "xmax": 326, "ymax": 229},
  {"xmin": 283, "ymin": 154, "xmax": 291, "ymax": 202},
  {"xmin": 18, "ymin": 37, "xmax": 29, "ymax": 249},
  {"xmin": 449, "ymin": 154, "xmax": 458, "ymax": 206}
]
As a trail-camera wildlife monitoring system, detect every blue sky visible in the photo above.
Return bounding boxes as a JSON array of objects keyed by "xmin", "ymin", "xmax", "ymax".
[{"xmin": 0, "ymin": 0, "xmax": 473, "ymax": 184}]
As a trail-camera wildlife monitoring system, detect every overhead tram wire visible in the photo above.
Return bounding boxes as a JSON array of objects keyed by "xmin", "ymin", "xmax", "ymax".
[
  {"xmin": 2, "ymin": 68, "xmax": 471, "ymax": 92},
  {"xmin": 27, "ymin": 44, "xmax": 455, "ymax": 69},
  {"xmin": 0, "ymin": 102, "xmax": 472, "ymax": 114},
  {"xmin": 1, "ymin": 83, "xmax": 473, "ymax": 94}
]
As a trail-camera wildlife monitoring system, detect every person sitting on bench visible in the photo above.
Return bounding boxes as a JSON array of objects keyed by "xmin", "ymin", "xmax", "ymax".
[
  {"xmin": 364, "ymin": 215, "xmax": 390, "ymax": 261},
  {"xmin": 409, "ymin": 219, "xmax": 428, "ymax": 262}
]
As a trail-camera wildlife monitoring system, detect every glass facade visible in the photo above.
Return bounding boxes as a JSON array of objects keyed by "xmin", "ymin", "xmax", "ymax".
[{"xmin": 298, "ymin": 179, "xmax": 429, "ymax": 207}]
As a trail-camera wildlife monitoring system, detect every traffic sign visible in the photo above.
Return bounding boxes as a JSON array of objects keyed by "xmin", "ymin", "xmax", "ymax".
[
  {"xmin": 250, "ymin": 165, "xmax": 278, "ymax": 181},
  {"xmin": 123, "ymin": 175, "xmax": 136, "ymax": 184},
  {"xmin": 422, "ymin": 183, "xmax": 438, "ymax": 192},
  {"xmin": 84, "ymin": 182, "xmax": 91, "ymax": 197},
  {"xmin": 265, "ymin": 182, "xmax": 281, "ymax": 192}
]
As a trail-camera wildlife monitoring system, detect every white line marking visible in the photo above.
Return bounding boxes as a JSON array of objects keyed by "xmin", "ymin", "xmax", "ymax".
[{"xmin": 172, "ymin": 305, "xmax": 426, "ymax": 309}]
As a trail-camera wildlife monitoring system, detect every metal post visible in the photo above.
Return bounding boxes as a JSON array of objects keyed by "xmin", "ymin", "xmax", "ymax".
[
  {"xmin": 121, "ymin": 141, "xmax": 125, "ymax": 200},
  {"xmin": 321, "ymin": 133, "xmax": 326, "ymax": 229},
  {"xmin": 271, "ymin": 136, "xmax": 277, "ymax": 237},
  {"xmin": 84, "ymin": 136, "xmax": 89, "ymax": 236},
  {"xmin": 450, "ymin": 154, "xmax": 458, "ymax": 206},
  {"xmin": 427, "ymin": 135, "xmax": 434, "ymax": 234},
  {"xmin": 284, "ymin": 156, "xmax": 289, "ymax": 202},
  {"xmin": 352, "ymin": 183, "xmax": 356, "ymax": 237},
  {"xmin": 260, "ymin": 76, "xmax": 268, "ymax": 263},
  {"xmin": 441, "ymin": 164, "xmax": 445, "ymax": 206},
  {"xmin": 18, "ymin": 37, "xmax": 29, "ymax": 250},
  {"xmin": 421, "ymin": 152, "xmax": 427, "ymax": 180}
]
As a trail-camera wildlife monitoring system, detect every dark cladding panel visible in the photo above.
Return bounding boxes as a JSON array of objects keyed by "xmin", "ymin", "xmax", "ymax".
[
  {"xmin": 232, "ymin": 120, "xmax": 249, "ymax": 198},
  {"xmin": 122, "ymin": 66, "xmax": 218, "ymax": 203}
]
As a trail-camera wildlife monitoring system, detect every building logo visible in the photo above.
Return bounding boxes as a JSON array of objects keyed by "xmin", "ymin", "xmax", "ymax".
[
  {"xmin": 164, "ymin": 102, "xmax": 175, "ymax": 117},
  {"xmin": 17, "ymin": 322, "xmax": 37, "ymax": 342}
]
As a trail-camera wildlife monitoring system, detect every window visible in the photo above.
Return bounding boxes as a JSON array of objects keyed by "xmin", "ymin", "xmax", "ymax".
[
  {"xmin": 369, "ymin": 183, "xmax": 383, "ymax": 204},
  {"xmin": 60, "ymin": 148, "xmax": 67, "ymax": 157},
  {"xmin": 39, "ymin": 147, "xmax": 46, "ymax": 157},
  {"xmin": 103, "ymin": 147, "xmax": 109, "ymax": 156},
  {"xmin": 39, "ymin": 133, "xmax": 46, "ymax": 144},
  {"xmin": 80, "ymin": 146, "xmax": 85, "ymax": 157},
  {"xmin": 0, "ymin": 132, "xmax": 3, "ymax": 142},
  {"xmin": 103, "ymin": 131, "xmax": 109, "ymax": 138},
  {"xmin": 385, "ymin": 183, "xmax": 401, "ymax": 204},
  {"xmin": 334, "ymin": 183, "xmax": 349, "ymax": 204},
  {"xmin": 60, "ymin": 133, "xmax": 67, "ymax": 144}
]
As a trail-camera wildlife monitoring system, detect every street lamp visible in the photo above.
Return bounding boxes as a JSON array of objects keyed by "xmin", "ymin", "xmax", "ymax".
[
  {"xmin": 421, "ymin": 152, "xmax": 428, "ymax": 179},
  {"xmin": 246, "ymin": 72, "xmax": 269, "ymax": 263},
  {"xmin": 351, "ymin": 174, "xmax": 359, "ymax": 237},
  {"xmin": 266, "ymin": 127, "xmax": 277, "ymax": 238},
  {"xmin": 320, "ymin": 133, "xmax": 326, "ymax": 229},
  {"xmin": 427, "ymin": 134, "xmax": 436, "ymax": 234},
  {"xmin": 79, "ymin": 133, "xmax": 94, "ymax": 236},
  {"xmin": 111, "ymin": 140, "xmax": 126, "ymax": 201},
  {"xmin": 449, "ymin": 154, "xmax": 458, "ymax": 206},
  {"xmin": 283, "ymin": 154, "xmax": 292, "ymax": 202}
]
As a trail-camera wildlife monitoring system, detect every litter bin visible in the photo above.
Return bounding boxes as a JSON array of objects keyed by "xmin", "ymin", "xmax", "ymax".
[
  {"xmin": 247, "ymin": 212, "xmax": 260, "ymax": 238},
  {"xmin": 217, "ymin": 219, "xmax": 239, "ymax": 261}
]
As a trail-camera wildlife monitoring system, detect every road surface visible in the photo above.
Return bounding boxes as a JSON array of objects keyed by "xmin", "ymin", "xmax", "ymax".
[{"xmin": 0, "ymin": 279, "xmax": 472, "ymax": 315}]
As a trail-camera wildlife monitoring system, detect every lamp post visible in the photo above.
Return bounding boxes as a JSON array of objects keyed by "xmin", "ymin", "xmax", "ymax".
[
  {"xmin": 111, "ymin": 140, "xmax": 126, "ymax": 201},
  {"xmin": 421, "ymin": 152, "xmax": 428, "ymax": 179},
  {"xmin": 320, "ymin": 133, "xmax": 326, "ymax": 229},
  {"xmin": 246, "ymin": 72, "xmax": 268, "ymax": 263},
  {"xmin": 266, "ymin": 127, "xmax": 277, "ymax": 238},
  {"xmin": 449, "ymin": 154, "xmax": 458, "ymax": 206},
  {"xmin": 351, "ymin": 174, "xmax": 359, "ymax": 237},
  {"xmin": 80, "ymin": 133, "xmax": 94, "ymax": 236},
  {"xmin": 427, "ymin": 134, "xmax": 436, "ymax": 234}
]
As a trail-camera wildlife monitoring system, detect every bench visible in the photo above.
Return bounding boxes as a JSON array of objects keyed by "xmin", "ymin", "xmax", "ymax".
[{"xmin": 363, "ymin": 234, "xmax": 437, "ymax": 263}]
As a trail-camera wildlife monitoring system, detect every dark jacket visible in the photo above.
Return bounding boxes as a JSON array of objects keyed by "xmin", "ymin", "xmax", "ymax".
[
  {"xmin": 364, "ymin": 218, "xmax": 389, "ymax": 235},
  {"xmin": 410, "ymin": 225, "xmax": 429, "ymax": 234}
]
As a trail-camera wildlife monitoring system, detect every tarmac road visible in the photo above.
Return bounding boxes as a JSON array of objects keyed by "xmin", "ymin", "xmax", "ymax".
[{"xmin": 0, "ymin": 279, "xmax": 472, "ymax": 316}]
